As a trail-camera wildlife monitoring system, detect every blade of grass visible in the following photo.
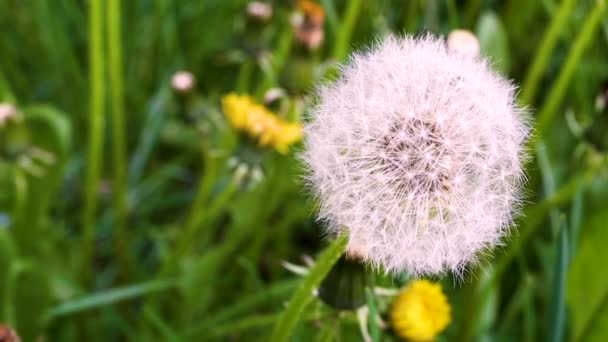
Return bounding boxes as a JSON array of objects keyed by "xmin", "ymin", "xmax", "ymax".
[
  {"xmin": 319, "ymin": 0, "xmax": 339, "ymax": 37},
  {"xmin": 460, "ymin": 165, "xmax": 598, "ymax": 341},
  {"xmin": 365, "ymin": 288, "xmax": 380, "ymax": 342},
  {"xmin": 536, "ymin": 140, "xmax": 560, "ymax": 236},
  {"xmin": 82, "ymin": 0, "xmax": 105, "ymax": 284},
  {"xmin": 143, "ymin": 306, "xmax": 184, "ymax": 342},
  {"xmin": 107, "ymin": 0, "xmax": 129, "ymax": 280},
  {"xmin": 270, "ymin": 235, "xmax": 348, "ymax": 342},
  {"xmin": 332, "ymin": 0, "xmax": 363, "ymax": 61},
  {"xmin": 185, "ymin": 280, "xmax": 298, "ymax": 337},
  {"xmin": 569, "ymin": 185, "xmax": 584, "ymax": 259},
  {"xmin": 535, "ymin": 0, "xmax": 607, "ymax": 136},
  {"xmin": 519, "ymin": 0, "xmax": 578, "ymax": 105},
  {"xmin": 547, "ymin": 218, "xmax": 568, "ymax": 342},
  {"xmin": 46, "ymin": 279, "xmax": 176, "ymax": 319}
]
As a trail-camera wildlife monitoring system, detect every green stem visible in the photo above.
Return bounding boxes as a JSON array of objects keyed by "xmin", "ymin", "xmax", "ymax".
[
  {"xmin": 332, "ymin": 0, "xmax": 363, "ymax": 62},
  {"xmin": 535, "ymin": 0, "xmax": 606, "ymax": 136},
  {"xmin": 106, "ymin": 0, "xmax": 129, "ymax": 280},
  {"xmin": 270, "ymin": 235, "xmax": 348, "ymax": 342},
  {"xmin": 519, "ymin": 0, "xmax": 578, "ymax": 105},
  {"xmin": 82, "ymin": 0, "xmax": 105, "ymax": 284}
]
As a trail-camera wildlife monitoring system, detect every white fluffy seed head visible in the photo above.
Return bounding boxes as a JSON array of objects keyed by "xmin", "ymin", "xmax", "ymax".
[{"xmin": 301, "ymin": 35, "xmax": 530, "ymax": 277}]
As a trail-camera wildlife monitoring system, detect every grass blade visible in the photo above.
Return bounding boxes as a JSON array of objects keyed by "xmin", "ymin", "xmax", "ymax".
[
  {"xmin": 46, "ymin": 280, "xmax": 176, "ymax": 319},
  {"xmin": 535, "ymin": 0, "xmax": 607, "ymax": 135},
  {"xmin": 519, "ymin": 0, "xmax": 578, "ymax": 105},
  {"xmin": 547, "ymin": 219, "xmax": 568, "ymax": 342}
]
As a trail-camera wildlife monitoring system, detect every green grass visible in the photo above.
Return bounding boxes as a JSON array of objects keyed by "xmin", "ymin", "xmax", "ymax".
[{"xmin": 0, "ymin": 0, "xmax": 608, "ymax": 340}]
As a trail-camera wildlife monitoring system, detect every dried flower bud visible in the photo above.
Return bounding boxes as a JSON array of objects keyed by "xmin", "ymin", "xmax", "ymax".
[
  {"xmin": 247, "ymin": 1, "xmax": 273, "ymax": 22},
  {"xmin": 447, "ymin": 29, "xmax": 480, "ymax": 58},
  {"xmin": 0, "ymin": 103, "xmax": 17, "ymax": 128},
  {"xmin": 293, "ymin": 0, "xmax": 325, "ymax": 50},
  {"xmin": 171, "ymin": 71, "xmax": 195, "ymax": 94},
  {"xmin": 297, "ymin": 0, "xmax": 324, "ymax": 27},
  {"xmin": 0, "ymin": 325, "xmax": 20, "ymax": 342}
]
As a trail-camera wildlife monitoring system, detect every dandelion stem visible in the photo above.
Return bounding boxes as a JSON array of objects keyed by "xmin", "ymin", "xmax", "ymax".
[
  {"xmin": 82, "ymin": 0, "xmax": 105, "ymax": 284},
  {"xmin": 270, "ymin": 235, "xmax": 348, "ymax": 342},
  {"xmin": 535, "ymin": 0, "xmax": 606, "ymax": 136},
  {"xmin": 519, "ymin": 0, "xmax": 577, "ymax": 106},
  {"xmin": 106, "ymin": 0, "xmax": 129, "ymax": 280}
]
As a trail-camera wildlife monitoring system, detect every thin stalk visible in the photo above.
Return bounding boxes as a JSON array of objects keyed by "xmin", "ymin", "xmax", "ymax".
[
  {"xmin": 519, "ymin": 0, "xmax": 577, "ymax": 105},
  {"xmin": 535, "ymin": 0, "xmax": 606, "ymax": 136},
  {"xmin": 106, "ymin": 0, "xmax": 129, "ymax": 279},
  {"xmin": 332, "ymin": 0, "xmax": 363, "ymax": 61},
  {"xmin": 82, "ymin": 0, "xmax": 105, "ymax": 284},
  {"xmin": 270, "ymin": 235, "xmax": 348, "ymax": 342}
]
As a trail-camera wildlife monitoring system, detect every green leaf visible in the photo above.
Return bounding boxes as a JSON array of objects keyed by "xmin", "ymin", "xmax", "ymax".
[
  {"xmin": 567, "ymin": 212, "xmax": 608, "ymax": 341},
  {"xmin": 476, "ymin": 11, "xmax": 510, "ymax": 74}
]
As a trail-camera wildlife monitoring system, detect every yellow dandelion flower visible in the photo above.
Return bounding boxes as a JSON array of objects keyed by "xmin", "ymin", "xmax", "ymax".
[
  {"xmin": 221, "ymin": 93, "xmax": 302, "ymax": 153},
  {"xmin": 390, "ymin": 280, "xmax": 451, "ymax": 341}
]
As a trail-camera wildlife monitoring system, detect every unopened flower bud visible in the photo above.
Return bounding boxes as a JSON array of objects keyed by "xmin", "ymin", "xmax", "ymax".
[
  {"xmin": 447, "ymin": 29, "xmax": 480, "ymax": 58},
  {"xmin": 263, "ymin": 87, "xmax": 285, "ymax": 105},
  {"xmin": 0, "ymin": 325, "xmax": 20, "ymax": 342},
  {"xmin": 247, "ymin": 1, "xmax": 272, "ymax": 22},
  {"xmin": 171, "ymin": 71, "xmax": 195, "ymax": 94},
  {"xmin": 0, "ymin": 103, "xmax": 18, "ymax": 128}
]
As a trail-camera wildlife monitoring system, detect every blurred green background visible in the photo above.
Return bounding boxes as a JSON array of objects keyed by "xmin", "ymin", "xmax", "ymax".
[{"xmin": 1, "ymin": 0, "xmax": 608, "ymax": 340}]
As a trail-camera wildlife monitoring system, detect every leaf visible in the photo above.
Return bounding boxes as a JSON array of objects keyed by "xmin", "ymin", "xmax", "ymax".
[
  {"xmin": 476, "ymin": 11, "xmax": 511, "ymax": 74},
  {"xmin": 567, "ymin": 212, "xmax": 608, "ymax": 341}
]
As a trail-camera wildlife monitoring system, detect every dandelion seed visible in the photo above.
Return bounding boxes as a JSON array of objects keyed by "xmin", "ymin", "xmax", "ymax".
[
  {"xmin": 390, "ymin": 280, "xmax": 451, "ymax": 341},
  {"xmin": 301, "ymin": 35, "xmax": 529, "ymax": 276}
]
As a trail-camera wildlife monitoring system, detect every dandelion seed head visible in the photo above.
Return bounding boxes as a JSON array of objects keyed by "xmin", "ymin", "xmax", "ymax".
[{"xmin": 301, "ymin": 35, "xmax": 529, "ymax": 277}]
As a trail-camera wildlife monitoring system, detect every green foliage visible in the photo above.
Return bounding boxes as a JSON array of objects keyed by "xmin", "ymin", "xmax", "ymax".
[
  {"xmin": 0, "ymin": 0, "xmax": 607, "ymax": 340},
  {"xmin": 567, "ymin": 212, "xmax": 608, "ymax": 341}
]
